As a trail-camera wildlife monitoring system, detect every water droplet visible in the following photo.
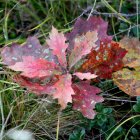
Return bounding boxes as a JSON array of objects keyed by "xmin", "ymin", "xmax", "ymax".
[
  {"xmin": 45, "ymin": 56, "xmax": 49, "ymax": 59},
  {"xmin": 44, "ymin": 49, "xmax": 49, "ymax": 53},
  {"xmin": 91, "ymin": 100, "xmax": 95, "ymax": 104},
  {"xmin": 82, "ymin": 105, "xmax": 86, "ymax": 108},
  {"xmin": 108, "ymin": 43, "xmax": 111, "ymax": 48},
  {"xmin": 62, "ymin": 49, "xmax": 65, "ymax": 53},
  {"xmin": 96, "ymin": 56, "xmax": 99, "ymax": 60},
  {"xmin": 28, "ymin": 44, "xmax": 32, "ymax": 48},
  {"xmin": 12, "ymin": 57, "xmax": 17, "ymax": 60},
  {"xmin": 35, "ymin": 50, "xmax": 40, "ymax": 54},
  {"xmin": 95, "ymin": 47, "xmax": 99, "ymax": 51},
  {"xmin": 49, "ymin": 70, "xmax": 52, "ymax": 73}
]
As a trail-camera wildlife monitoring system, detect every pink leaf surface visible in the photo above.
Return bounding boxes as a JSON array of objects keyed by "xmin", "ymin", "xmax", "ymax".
[
  {"xmin": 14, "ymin": 75, "xmax": 56, "ymax": 95},
  {"xmin": 72, "ymin": 81, "xmax": 104, "ymax": 119},
  {"xmin": 66, "ymin": 16, "xmax": 112, "ymax": 51},
  {"xmin": 73, "ymin": 72, "xmax": 97, "ymax": 80},
  {"xmin": 1, "ymin": 36, "xmax": 56, "ymax": 66},
  {"xmin": 68, "ymin": 31, "xmax": 98, "ymax": 69},
  {"xmin": 53, "ymin": 74, "xmax": 75, "ymax": 109},
  {"xmin": 9, "ymin": 56, "xmax": 61, "ymax": 78},
  {"xmin": 47, "ymin": 27, "xmax": 68, "ymax": 68}
]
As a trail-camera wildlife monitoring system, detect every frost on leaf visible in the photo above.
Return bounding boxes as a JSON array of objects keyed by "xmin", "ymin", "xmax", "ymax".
[
  {"xmin": 66, "ymin": 16, "xmax": 112, "ymax": 50},
  {"xmin": 8, "ymin": 56, "xmax": 61, "ymax": 78},
  {"xmin": 68, "ymin": 31, "xmax": 98, "ymax": 69},
  {"xmin": 53, "ymin": 74, "xmax": 75, "ymax": 109},
  {"xmin": 72, "ymin": 81, "xmax": 104, "ymax": 119},
  {"xmin": 73, "ymin": 72, "xmax": 97, "ymax": 80},
  {"xmin": 47, "ymin": 27, "xmax": 68, "ymax": 68},
  {"xmin": 81, "ymin": 41, "xmax": 127, "ymax": 79},
  {"xmin": 113, "ymin": 37, "xmax": 140, "ymax": 96},
  {"xmin": 1, "ymin": 36, "xmax": 55, "ymax": 66}
]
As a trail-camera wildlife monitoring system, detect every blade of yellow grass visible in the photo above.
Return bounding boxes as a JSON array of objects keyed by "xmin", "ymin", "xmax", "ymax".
[
  {"xmin": 101, "ymin": 0, "xmax": 131, "ymax": 24},
  {"xmin": 28, "ymin": 17, "xmax": 51, "ymax": 31}
]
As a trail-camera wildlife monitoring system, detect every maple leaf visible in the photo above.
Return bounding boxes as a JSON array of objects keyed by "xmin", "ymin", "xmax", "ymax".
[
  {"xmin": 1, "ymin": 36, "xmax": 56, "ymax": 66},
  {"xmin": 113, "ymin": 37, "xmax": 140, "ymax": 96},
  {"xmin": 52, "ymin": 74, "xmax": 75, "ymax": 109},
  {"xmin": 14, "ymin": 75, "xmax": 56, "ymax": 95},
  {"xmin": 120, "ymin": 37, "xmax": 140, "ymax": 68},
  {"xmin": 81, "ymin": 41, "xmax": 127, "ymax": 79},
  {"xmin": 73, "ymin": 72, "xmax": 97, "ymax": 80},
  {"xmin": 113, "ymin": 68, "xmax": 140, "ymax": 96},
  {"xmin": 72, "ymin": 81, "xmax": 104, "ymax": 119},
  {"xmin": 68, "ymin": 31, "xmax": 98, "ymax": 69},
  {"xmin": 1, "ymin": 22, "xmax": 102, "ymax": 119},
  {"xmin": 47, "ymin": 27, "xmax": 68, "ymax": 68},
  {"xmin": 66, "ymin": 16, "xmax": 112, "ymax": 51},
  {"xmin": 9, "ymin": 56, "xmax": 61, "ymax": 78}
]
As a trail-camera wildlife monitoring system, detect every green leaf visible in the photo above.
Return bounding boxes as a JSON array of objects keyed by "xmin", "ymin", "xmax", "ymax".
[
  {"xmin": 97, "ymin": 119, "xmax": 105, "ymax": 126},
  {"xmin": 103, "ymin": 108, "xmax": 112, "ymax": 114},
  {"xmin": 131, "ymin": 128, "xmax": 138, "ymax": 136},
  {"xmin": 101, "ymin": 115, "xmax": 107, "ymax": 122},
  {"xmin": 95, "ymin": 103, "xmax": 103, "ymax": 112},
  {"xmin": 136, "ymin": 96, "xmax": 140, "ymax": 103},
  {"xmin": 133, "ymin": 104, "xmax": 140, "ymax": 112},
  {"xmin": 69, "ymin": 128, "xmax": 85, "ymax": 140}
]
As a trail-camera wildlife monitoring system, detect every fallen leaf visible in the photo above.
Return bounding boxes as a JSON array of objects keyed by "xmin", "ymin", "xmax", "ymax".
[
  {"xmin": 47, "ymin": 27, "xmax": 68, "ymax": 68},
  {"xmin": 9, "ymin": 56, "xmax": 61, "ymax": 78},
  {"xmin": 14, "ymin": 75, "xmax": 56, "ymax": 95},
  {"xmin": 53, "ymin": 74, "xmax": 75, "ymax": 109},
  {"xmin": 81, "ymin": 41, "xmax": 127, "ymax": 79},
  {"xmin": 1, "ymin": 36, "xmax": 55, "ymax": 66},
  {"xmin": 68, "ymin": 31, "xmax": 98, "ymax": 69},
  {"xmin": 66, "ymin": 16, "xmax": 112, "ymax": 51},
  {"xmin": 113, "ymin": 37, "xmax": 140, "ymax": 96},
  {"xmin": 120, "ymin": 37, "xmax": 140, "ymax": 68},
  {"xmin": 113, "ymin": 68, "xmax": 140, "ymax": 96},
  {"xmin": 73, "ymin": 72, "xmax": 97, "ymax": 80},
  {"xmin": 72, "ymin": 81, "xmax": 104, "ymax": 119}
]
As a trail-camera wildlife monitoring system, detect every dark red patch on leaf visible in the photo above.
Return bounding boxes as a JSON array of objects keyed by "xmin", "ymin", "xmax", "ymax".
[
  {"xmin": 72, "ymin": 81, "xmax": 103, "ymax": 119},
  {"xmin": 81, "ymin": 42, "xmax": 127, "ymax": 79}
]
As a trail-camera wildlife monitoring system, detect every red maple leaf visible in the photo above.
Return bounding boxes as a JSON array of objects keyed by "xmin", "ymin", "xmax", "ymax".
[
  {"xmin": 47, "ymin": 27, "xmax": 68, "ymax": 68},
  {"xmin": 9, "ymin": 56, "xmax": 61, "ymax": 78},
  {"xmin": 66, "ymin": 16, "xmax": 112, "ymax": 51},
  {"xmin": 72, "ymin": 81, "xmax": 104, "ymax": 119},
  {"xmin": 53, "ymin": 74, "xmax": 75, "ymax": 109},
  {"xmin": 81, "ymin": 41, "xmax": 127, "ymax": 79},
  {"xmin": 1, "ymin": 18, "xmax": 105, "ymax": 119},
  {"xmin": 68, "ymin": 31, "xmax": 98, "ymax": 69},
  {"xmin": 14, "ymin": 75, "xmax": 56, "ymax": 95},
  {"xmin": 1, "ymin": 36, "xmax": 57, "ymax": 66}
]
